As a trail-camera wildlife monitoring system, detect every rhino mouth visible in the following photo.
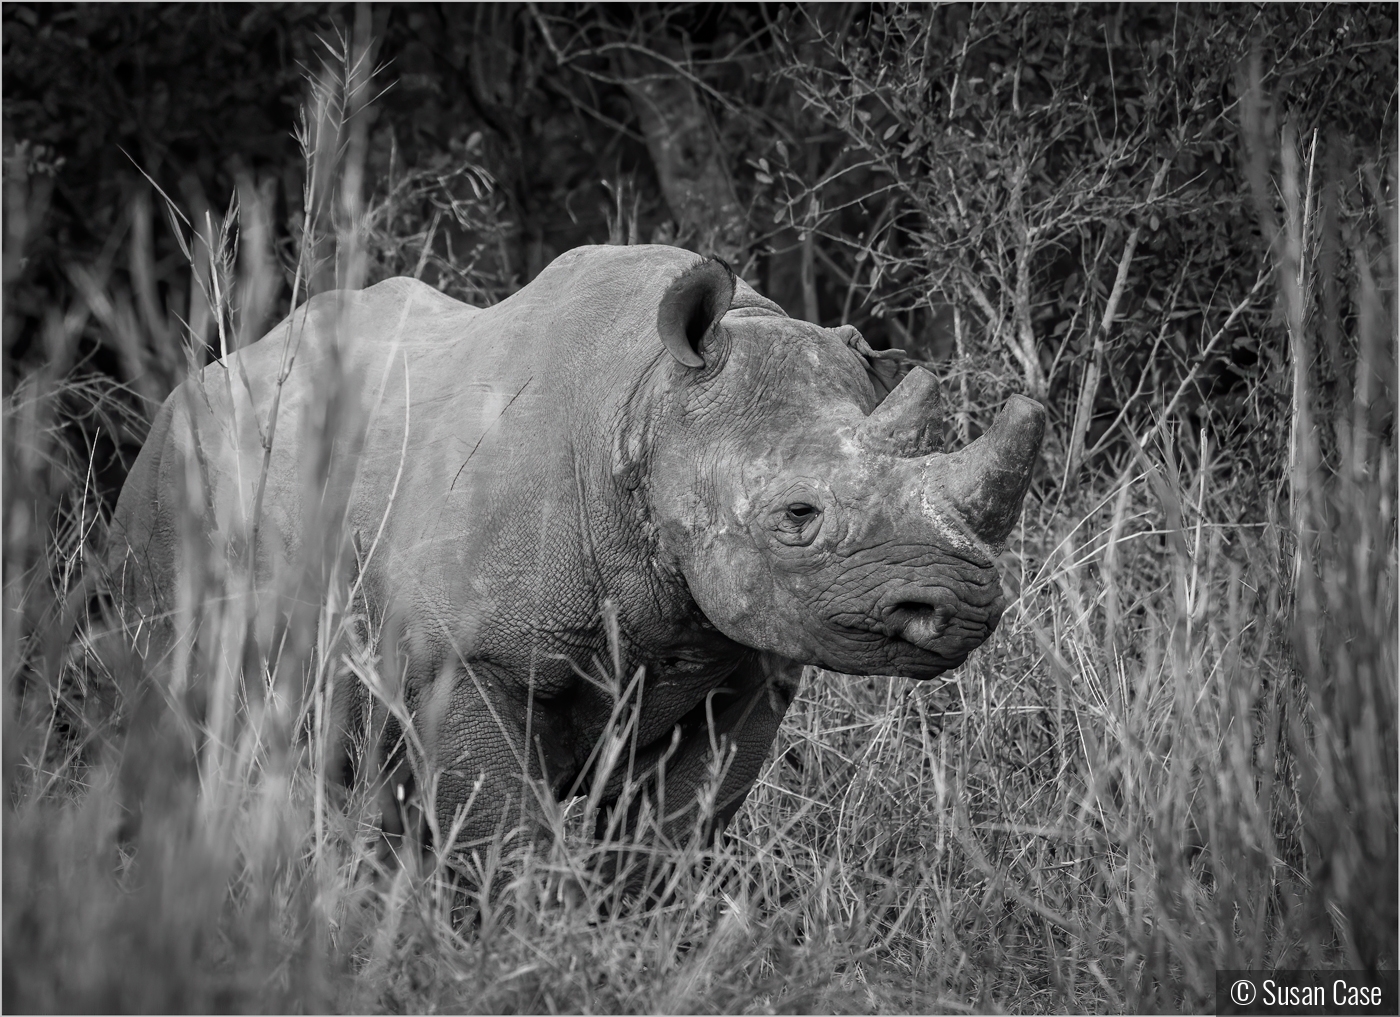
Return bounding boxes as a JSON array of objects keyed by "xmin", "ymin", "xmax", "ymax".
[{"xmin": 816, "ymin": 557, "xmax": 1006, "ymax": 673}]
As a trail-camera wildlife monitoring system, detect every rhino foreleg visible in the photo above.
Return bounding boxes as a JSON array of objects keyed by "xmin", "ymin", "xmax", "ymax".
[
  {"xmin": 388, "ymin": 653, "xmax": 801, "ymax": 896},
  {"xmin": 412, "ymin": 663, "xmax": 577, "ymax": 864},
  {"xmin": 662, "ymin": 652, "xmax": 802, "ymax": 839},
  {"xmin": 593, "ymin": 652, "xmax": 803, "ymax": 845}
]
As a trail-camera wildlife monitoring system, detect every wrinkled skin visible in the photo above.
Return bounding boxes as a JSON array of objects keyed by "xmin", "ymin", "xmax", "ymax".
[{"xmin": 107, "ymin": 245, "xmax": 1044, "ymax": 851}]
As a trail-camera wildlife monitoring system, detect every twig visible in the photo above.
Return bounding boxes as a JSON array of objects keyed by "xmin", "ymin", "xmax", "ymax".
[
  {"xmin": 1133, "ymin": 269, "xmax": 1271, "ymax": 452},
  {"xmin": 450, "ymin": 377, "xmax": 533, "ymax": 491},
  {"xmin": 1082, "ymin": 269, "xmax": 1184, "ymax": 460},
  {"xmin": 1065, "ymin": 157, "xmax": 1172, "ymax": 481}
]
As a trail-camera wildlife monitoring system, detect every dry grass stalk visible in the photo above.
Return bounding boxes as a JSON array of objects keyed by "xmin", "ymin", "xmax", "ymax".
[{"xmin": 3, "ymin": 40, "xmax": 1394, "ymax": 1017}]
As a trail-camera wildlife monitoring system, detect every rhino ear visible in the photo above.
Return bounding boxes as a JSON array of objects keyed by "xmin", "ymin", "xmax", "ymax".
[{"xmin": 657, "ymin": 257, "xmax": 736, "ymax": 368}]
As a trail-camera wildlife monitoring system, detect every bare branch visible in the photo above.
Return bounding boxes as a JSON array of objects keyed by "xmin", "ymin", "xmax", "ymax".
[{"xmin": 1065, "ymin": 157, "xmax": 1173, "ymax": 479}]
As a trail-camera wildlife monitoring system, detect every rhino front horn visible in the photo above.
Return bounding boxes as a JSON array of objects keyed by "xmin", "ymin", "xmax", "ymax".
[
  {"xmin": 657, "ymin": 257, "xmax": 736, "ymax": 368},
  {"xmin": 939, "ymin": 394, "xmax": 1046, "ymax": 547}
]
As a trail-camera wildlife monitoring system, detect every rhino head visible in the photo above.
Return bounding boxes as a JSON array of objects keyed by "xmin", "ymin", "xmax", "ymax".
[{"xmin": 646, "ymin": 257, "xmax": 1045, "ymax": 680}]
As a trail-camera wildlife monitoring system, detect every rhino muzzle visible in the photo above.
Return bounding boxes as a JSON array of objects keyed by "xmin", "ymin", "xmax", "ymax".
[{"xmin": 885, "ymin": 594, "xmax": 969, "ymax": 653}]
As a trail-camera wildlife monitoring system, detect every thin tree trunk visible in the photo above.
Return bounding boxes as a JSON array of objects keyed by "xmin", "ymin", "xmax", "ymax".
[
  {"xmin": 619, "ymin": 42, "xmax": 746, "ymax": 266},
  {"xmin": 1006, "ymin": 152, "xmax": 1047, "ymax": 401}
]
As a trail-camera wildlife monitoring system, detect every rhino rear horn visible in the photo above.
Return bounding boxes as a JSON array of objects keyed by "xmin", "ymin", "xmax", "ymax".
[
  {"xmin": 857, "ymin": 365, "xmax": 944, "ymax": 456},
  {"xmin": 657, "ymin": 257, "xmax": 735, "ymax": 368}
]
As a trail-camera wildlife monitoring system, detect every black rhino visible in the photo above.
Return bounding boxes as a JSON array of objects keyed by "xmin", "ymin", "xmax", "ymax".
[{"xmin": 107, "ymin": 244, "xmax": 1044, "ymax": 852}]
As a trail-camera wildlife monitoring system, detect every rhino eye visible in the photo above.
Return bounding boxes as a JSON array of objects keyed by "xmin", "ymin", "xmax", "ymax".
[
  {"xmin": 780, "ymin": 504, "xmax": 822, "ymax": 541},
  {"xmin": 771, "ymin": 497, "xmax": 823, "ymax": 546}
]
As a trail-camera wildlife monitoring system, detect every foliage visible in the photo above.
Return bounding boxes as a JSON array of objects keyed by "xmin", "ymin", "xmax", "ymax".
[
  {"xmin": 770, "ymin": 5, "xmax": 1395, "ymax": 483},
  {"xmin": 3, "ymin": 3, "xmax": 1396, "ymax": 1013}
]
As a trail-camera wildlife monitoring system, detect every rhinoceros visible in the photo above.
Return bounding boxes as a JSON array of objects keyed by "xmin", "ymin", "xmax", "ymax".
[{"xmin": 106, "ymin": 244, "xmax": 1044, "ymax": 852}]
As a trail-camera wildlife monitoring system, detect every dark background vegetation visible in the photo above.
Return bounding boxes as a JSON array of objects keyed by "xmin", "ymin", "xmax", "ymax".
[
  {"xmin": 7, "ymin": 3, "xmax": 1394, "ymax": 507},
  {"xmin": 3, "ymin": 3, "xmax": 1396, "ymax": 1013}
]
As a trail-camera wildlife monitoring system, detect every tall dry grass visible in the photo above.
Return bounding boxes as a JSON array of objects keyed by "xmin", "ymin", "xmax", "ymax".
[{"xmin": 3, "ymin": 43, "xmax": 1394, "ymax": 1017}]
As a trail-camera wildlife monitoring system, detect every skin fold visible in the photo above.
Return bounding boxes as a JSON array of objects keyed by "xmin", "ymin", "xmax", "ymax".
[{"xmin": 106, "ymin": 244, "xmax": 1045, "ymax": 857}]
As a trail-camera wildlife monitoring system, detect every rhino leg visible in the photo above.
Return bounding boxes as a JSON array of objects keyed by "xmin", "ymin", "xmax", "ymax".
[
  {"xmin": 664, "ymin": 652, "xmax": 803, "ymax": 838},
  {"xmin": 595, "ymin": 651, "xmax": 803, "ymax": 845},
  {"xmin": 392, "ymin": 654, "xmax": 800, "ymax": 893},
  {"xmin": 415, "ymin": 664, "xmax": 575, "ymax": 861}
]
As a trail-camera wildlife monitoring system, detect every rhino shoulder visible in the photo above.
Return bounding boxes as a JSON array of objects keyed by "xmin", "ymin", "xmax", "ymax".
[
  {"xmin": 259, "ymin": 277, "xmax": 477, "ymax": 351},
  {"xmin": 360, "ymin": 275, "xmax": 474, "ymax": 318}
]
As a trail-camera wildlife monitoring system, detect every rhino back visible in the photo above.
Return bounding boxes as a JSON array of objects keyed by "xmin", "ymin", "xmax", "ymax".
[{"xmin": 109, "ymin": 248, "xmax": 699, "ymax": 686}]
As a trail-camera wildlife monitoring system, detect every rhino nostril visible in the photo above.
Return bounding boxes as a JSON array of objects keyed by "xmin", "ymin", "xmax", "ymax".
[{"xmin": 891, "ymin": 602, "xmax": 952, "ymax": 648}]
